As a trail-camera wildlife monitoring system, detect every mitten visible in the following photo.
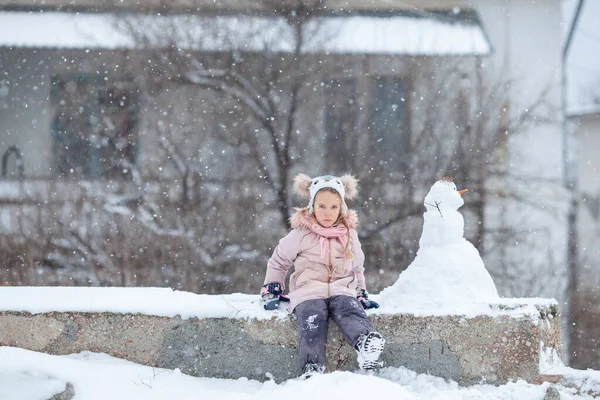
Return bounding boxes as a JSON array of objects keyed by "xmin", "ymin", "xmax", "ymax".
[
  {"xmin": 260, "ymin": 282, "xmax": 290, "ymax": 310},
  {"xmin": 357, "ymin": 288, "xmax": 379, "ymax": 310}
]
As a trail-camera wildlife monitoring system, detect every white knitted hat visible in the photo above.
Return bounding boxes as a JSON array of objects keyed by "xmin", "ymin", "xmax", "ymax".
[{"xmin": 293, "ymin": 173, "xmax": 359, "ymax": 213}]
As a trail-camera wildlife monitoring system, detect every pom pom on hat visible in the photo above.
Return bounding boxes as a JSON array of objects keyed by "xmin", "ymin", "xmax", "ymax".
[
  {"xmin": 339, "ymin": 174, "xmax": 358, "ymax": 200},
  {"xmin": 293, "ymin": 173, "xmax": 313, "ymax": 198},
  {"xmin": 293, "ymin": 173, "xmax": 359, "ymax": 213}
]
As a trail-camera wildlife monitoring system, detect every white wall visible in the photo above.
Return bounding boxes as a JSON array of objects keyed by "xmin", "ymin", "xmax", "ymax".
[{"xmin": 467, "ymin": 0, "xmax": 569, "ymax": 301}]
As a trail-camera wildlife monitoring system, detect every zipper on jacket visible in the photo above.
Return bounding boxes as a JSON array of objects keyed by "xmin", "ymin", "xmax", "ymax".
[
  {"xmin": 325, "ymin": 239, "xmax": 341, "ymax": 298},
  {"xmin": 327, "ymin": 239, "xmax": 332, "ymax": 297}
]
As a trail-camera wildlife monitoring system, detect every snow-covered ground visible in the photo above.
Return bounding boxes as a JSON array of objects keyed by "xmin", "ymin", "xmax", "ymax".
[{"xmin": 1, "ymin": 345, "xmax": 600, "ymax": 400}]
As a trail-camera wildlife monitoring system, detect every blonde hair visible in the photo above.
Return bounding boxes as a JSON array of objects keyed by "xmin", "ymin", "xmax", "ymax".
[{"xmin": 313, "ymin": 187, "xmax": 353, "ymax": 260}]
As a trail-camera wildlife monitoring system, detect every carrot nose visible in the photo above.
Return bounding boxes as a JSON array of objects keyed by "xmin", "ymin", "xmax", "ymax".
[{"xmin": 458, "ymin": 189, "xmax": 468, "ymax": 195}]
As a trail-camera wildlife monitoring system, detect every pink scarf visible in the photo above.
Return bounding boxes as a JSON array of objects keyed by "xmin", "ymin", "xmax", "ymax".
[{"xmin": 305, "ymin": 215, "xmax": 353, "ymax": 268}]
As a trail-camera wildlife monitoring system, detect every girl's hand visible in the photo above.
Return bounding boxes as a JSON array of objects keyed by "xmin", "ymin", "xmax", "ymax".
[
  {"xmin": 261, "ymin": 283, "xmax": 290, "ymax": 310},
  {"xmin": 357, "ymin": 289, "xmax": 380, "ymax": 309},
  {"xmin": 260, "ymin": 282, "xmax": 283, "ymax": 299}
]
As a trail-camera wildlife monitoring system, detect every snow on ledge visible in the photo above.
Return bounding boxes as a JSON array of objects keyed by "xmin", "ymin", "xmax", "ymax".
[
  {"xmin": 0, "ymin": 287, "xmax": 556, "ymax": 320},
  {"xmin": 568, "ymin": 103, "xmax": 600, "ymax": 117}
]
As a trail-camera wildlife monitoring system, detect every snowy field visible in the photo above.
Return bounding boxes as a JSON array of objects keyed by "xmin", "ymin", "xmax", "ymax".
[{"xmin": 2, "ymin": 345, "xmax": 600, "ymax": 400}]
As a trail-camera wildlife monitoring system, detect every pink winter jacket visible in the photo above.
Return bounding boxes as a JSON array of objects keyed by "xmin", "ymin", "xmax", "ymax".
[{"xmin": 264, "ymin": 208, "xmax": 366, "ymax": 311}]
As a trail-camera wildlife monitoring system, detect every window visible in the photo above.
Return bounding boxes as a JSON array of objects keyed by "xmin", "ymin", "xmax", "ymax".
[
  {"xmin": 50, "ymin": 75, "xmax": 139, "ymax": 179},
  {"xmin": 323, "ymin": 79, "xmax": 358, "ymax": 172},
  {"xmin": 369, "ymin": 76, "xmax": 409, "ymax": 171}
]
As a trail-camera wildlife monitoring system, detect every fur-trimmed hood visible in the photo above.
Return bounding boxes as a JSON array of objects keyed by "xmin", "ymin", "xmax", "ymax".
[{"xmin": 289, "ymin": 207, "xmax": 358, "ymax": 230}]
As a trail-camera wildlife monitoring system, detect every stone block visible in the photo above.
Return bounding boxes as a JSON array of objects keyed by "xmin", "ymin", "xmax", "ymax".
[{"xmin": 0, "ymin": 300, "xmax": 561, "ymax": 384}]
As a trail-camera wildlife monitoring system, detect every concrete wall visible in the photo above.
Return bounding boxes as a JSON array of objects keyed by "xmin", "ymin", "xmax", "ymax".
[{"xmin": 0, "ymin": 302, "xmax": 562, "ymax": 385}]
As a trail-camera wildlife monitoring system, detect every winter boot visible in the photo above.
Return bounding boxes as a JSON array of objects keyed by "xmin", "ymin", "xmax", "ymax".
[
  {"xmin": 299, "ymin": 363, "xmax": 325, "ymax": 379},
  {"xmin": 355, "ymin": 332, "xmax": 385, "ymax": 370}
]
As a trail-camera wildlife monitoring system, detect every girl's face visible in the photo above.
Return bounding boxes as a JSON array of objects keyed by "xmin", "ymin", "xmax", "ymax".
[{"xmin": 313, "ymin": 190, "xmax": 341, "ymax": 228}]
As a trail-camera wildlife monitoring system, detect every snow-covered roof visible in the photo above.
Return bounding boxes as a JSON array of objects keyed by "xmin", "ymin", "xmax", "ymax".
[{"xmin": 0, "ymin": 10, "xmax": 492, "ymax": 55}]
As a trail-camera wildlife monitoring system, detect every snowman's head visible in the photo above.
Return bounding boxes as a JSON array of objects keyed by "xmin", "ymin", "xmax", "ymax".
[{"xmin": 424, "ymin": 178, "xmax": 467, "ymax": 212}]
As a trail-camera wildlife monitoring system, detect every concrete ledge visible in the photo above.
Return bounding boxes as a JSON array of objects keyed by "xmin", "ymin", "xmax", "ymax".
[{"xmin": 0, "ymin": 301, "xmax": 561, "ymax": 384}]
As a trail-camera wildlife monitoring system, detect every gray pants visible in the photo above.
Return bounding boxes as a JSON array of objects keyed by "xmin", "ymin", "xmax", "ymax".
[{"xmin": 294, "ymin": 295, "xmax": 371, "ymax": 371}]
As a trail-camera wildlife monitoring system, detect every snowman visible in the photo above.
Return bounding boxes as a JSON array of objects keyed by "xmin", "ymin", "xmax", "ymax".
[{"xmin": 380, "ymin": 178, "xmax": 499, "ymax": 306}]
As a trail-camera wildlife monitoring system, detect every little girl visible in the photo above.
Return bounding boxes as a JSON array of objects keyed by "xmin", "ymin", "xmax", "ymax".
[{"xmin": 261, "ymin": 173, "xmax": 385, "ymax": 378}]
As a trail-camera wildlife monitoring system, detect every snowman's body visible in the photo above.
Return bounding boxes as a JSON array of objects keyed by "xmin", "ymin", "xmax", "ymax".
[{"xmin": 380, "ymin": 179, "xmax": 498, "ymax": 305}]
